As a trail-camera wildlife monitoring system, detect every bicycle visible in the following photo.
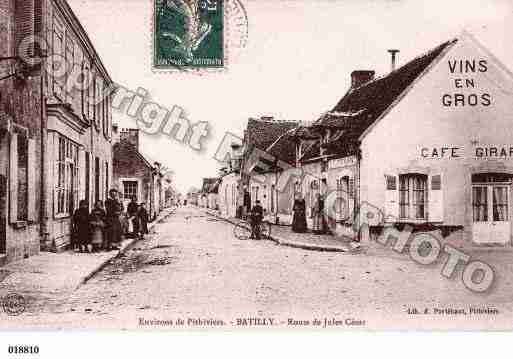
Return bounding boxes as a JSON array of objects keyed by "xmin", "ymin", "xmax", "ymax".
[{"xmin": 233, "ymin": 218, "xmax": 271, "ymax": 240}]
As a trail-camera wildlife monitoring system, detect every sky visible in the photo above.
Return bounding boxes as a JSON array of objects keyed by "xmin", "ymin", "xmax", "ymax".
[{"xmin": 67, "ymin": 0, "xmax": 513, "ymax": 194}]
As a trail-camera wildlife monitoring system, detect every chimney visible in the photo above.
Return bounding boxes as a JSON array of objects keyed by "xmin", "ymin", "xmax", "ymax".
[
  {"xmin": 388, "ymin": 49, "xmax": 400, "ymax": 71},
  {"xmin": 351, "ymin": 70, "xmax": 375, "ymax": 88},
  {"xmin": 120, "ymin": 128, "xmax": 140, "ymax": 150},
  {"xmin": 112, "ymin": 123, "xmax": 120, "ymax": 143}
]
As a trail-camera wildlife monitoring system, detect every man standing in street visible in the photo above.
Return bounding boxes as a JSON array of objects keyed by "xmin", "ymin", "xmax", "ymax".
[{"xmin": 250, "ymin": 200, "xmax": 264, "ymax": 240}]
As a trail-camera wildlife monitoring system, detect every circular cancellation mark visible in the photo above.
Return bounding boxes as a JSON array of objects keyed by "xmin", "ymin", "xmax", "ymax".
[{"xmin": 2, "ymin": 293, "xmax": 26, "ymax": 316}]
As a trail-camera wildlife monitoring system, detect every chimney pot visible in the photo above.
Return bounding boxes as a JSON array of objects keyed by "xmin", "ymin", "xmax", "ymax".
[
  {"xmin": 350, "ymin": 70, "xmax": 375, "ymax": 88},
  {"xmin": 120, "ymin": 128, "xmax": 140, "ymax": 150},
  {"xmin": 388, "ymin": 49, "xmax": 400, "ymax": 71}
]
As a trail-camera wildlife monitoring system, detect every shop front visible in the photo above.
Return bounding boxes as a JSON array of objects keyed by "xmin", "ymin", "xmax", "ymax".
[{"xmin": 470, "ymin": 165, "xmax": 513, "ymax": 245}]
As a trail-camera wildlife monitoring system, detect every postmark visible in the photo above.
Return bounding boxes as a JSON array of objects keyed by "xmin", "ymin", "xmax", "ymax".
[{"xmin": 2, "ymin": 293, "xmax": 26, "ymax": 316}]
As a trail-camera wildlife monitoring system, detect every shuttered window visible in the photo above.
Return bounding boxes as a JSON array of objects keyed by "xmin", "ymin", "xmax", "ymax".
[
  {"xmin": 431, "ymin": 175, "xmax": 441, "ymax": 190},
  {"xmin": 9, "ymin": 131, "xmax": 37, "ymax": 223},
  {"xmin": 386, "ymin": 175, "xmax": 397, "ymax": 190},
  {"xmin": 65, "ymin": 35, "xmax": 75, "ymax": 101},
  {"xmin": 14, "ymin": 0, "xmax": 43, "ymax": 59},
  {"xmin": 17, "ymin": 133, "xmax": 28, "ymax": 221},
  {"xmin": 52, "ymin": 20, "xmax": 64, "ymax": 99}
]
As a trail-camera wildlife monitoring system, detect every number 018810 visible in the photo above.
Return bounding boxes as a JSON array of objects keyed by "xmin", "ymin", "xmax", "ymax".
[{"xmin": 8, "ymin": 346, "xmax": 39, "ymax": 355}]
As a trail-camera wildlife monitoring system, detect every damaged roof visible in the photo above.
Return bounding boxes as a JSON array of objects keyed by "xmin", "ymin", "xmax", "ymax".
[
  {"xmin": 201, "ymin": 178, "xmax": 220, "ymax": 194},
  {"xmin": 314, "ymin": 38, "xmax": 457, "ymax": 138},
  {"xmin": 246, "ymin": 118, "xmax": 298, "ymax": 153},
  {"xmin": 298, "ymin": 38, "xmax": 457, "ymax": 162}
]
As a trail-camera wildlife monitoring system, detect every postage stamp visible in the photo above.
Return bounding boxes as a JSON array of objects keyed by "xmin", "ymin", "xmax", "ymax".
[{"xmin": 153, "ymin": 0, "xmax": 225, "ymax": 69}]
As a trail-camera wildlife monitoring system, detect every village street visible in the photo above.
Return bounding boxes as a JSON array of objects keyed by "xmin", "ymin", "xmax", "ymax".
[{"xmin": 4, "ymin": 206, "xmax": 513, "ymax": 330}]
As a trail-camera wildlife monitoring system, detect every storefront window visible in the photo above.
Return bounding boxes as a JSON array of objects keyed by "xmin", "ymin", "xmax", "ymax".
[
  {"xmin": 472, "ymin": 187, "xmax": 488, "ymax": 222},
  {"xmin": 493, "ymin": 187, "xmax": 509, "ymax": 221},
  {"xmin": 472, "ymin": 173, "xmax": 511, "ymax": 223},
  {"xmin": 399, "ymin": 174, "xmax": 427, "ymax": 220}
]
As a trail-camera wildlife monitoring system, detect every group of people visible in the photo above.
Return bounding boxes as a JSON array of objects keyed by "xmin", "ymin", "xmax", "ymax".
[
  {"xmin": 246, "ymin": 192, "xmax": 328, "ymax": 240},
  {"xmin": 292, "ymin": 192, "xmax": 327, "ymax": 234},
  {"xmin": 71, "ymin": 189, "xmax": 149, "ymax": 253},
  {"xmin": 126, "ymin": 196, "xmax": 150, "ymax": 239}
]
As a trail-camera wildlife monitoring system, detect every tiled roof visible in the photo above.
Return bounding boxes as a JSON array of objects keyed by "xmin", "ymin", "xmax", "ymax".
[
  {"xmin": 314, "ymin": 39, "xmax": 457, "ymax": 138},
  {"xmin": 300, "ymin": 140, "xmax": 321, "ymax": 162},
  {"xmin": 114, "ymin": 140, "xmax": 153, "ymax": 169},
  {"xmin": 266, "ymin": 128, "xmax": 298, "ymax": 166},
  {"xmin": 246, "ymin": 118, "xmax": 298, "ymax": 152},
  {"xmin": 300, "ymin": 38, "xmax": 457, "ymax": 161},
  {"xmin": 201, "ymin": 178, "xmax": 220, "ymax": 193}
]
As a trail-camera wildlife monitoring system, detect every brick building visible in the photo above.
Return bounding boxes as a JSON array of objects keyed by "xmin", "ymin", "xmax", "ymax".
[
  {"xmin": 0, "ymin": 0, "xmax": 44, "ymax": 264},
  {"xmin": 113, "ymin": 128, "xmax": 164, "ymax": 220},
  {"xmin": 39, "ymin": 0, "xmax": 114, "ymax": 251}
]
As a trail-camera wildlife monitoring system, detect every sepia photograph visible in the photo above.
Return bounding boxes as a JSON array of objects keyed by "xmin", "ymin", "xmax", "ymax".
[{"xmin": 0, "ymin": 0, "xmax": 513, "ymax": 346}]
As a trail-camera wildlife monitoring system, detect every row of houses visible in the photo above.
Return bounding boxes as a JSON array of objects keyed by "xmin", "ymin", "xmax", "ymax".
[
  {"xmin": 0, "ymin": 0, "xmax": 167, "ymax": 265},
  {"xmin": 215, "ymin": 32, "xmax": 513, "ymax": 246},
  {"xmin": 198, "ymin": 178, "xmax": 219, "ymax": 210}
]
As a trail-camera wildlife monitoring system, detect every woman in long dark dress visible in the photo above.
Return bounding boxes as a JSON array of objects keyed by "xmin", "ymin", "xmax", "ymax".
[
  {"xmin": 292, "ymin": 193, "xmax": 307, "ymax": 233},
  {"xmin": 311, "ymin": 193, "xmax": 327, "ymax": 234},
  {"xmin": 72, "ymin": 200, "xmax": 90, "ymax": 253},
  {"xmin": 104, "ymin": 189, "xmax": 124, "ymax": 250},
  {"xmin": 138, "ymin": 203, "xmax": 149, "ymax": 239}
]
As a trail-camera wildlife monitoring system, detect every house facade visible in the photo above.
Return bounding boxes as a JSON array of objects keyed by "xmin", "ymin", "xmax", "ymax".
[
  {"xmin": 112, "ymin": 128, "xmax": 164, "ymax": 221},
  {"xmin": 293, "ymin": 32, "xmax": 513, "ymax": 245},
  {"xmin": 40, "ymin": 0, "xmax": 113, "ymax": 251},
  {"xmin": 0, "ymin": 0, "xmax": 114, "ymax": 259},
  {"xmin": 199, "ymin": 178, "xmax": 219, "ymax": 209},
  {"xmin": 241, "ymin": 117, "xmax": 299, "ymax": 224},
  {"xmin": 217, "ymin": 139, "xmax": 243, "ymax": 218},
  {"xmin": 218, "ymin": 172, "xmax": 239, "ymax": 218},
  {"xmin": 359, "ymin": 32, "xmax": 513, "ymax": 245},
  {"xmin": 0, "ymin": 0, "xmax": 44, "ymax": 263}
]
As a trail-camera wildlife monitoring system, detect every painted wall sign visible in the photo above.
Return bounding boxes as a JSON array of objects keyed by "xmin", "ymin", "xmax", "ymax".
[
  {"xmin": 442, "ymin": 58, "xmax": 492, "ymax": 107},
  {"xmin": 328, "ymin": 155, "xmax": 357, "ymax": 169}
]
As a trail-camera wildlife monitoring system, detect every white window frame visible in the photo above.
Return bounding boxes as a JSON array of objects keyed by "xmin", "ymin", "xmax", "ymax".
[
  {"xmin": 119, "ymin": 178, "xmax": 142, "ymax": 205},
  {"xmin": 398, "ymin": 174, "xmax": 428, "ymax": 221},
  {"xmin": 55, "ymin": 135, "xmax": 79, "ymax": 217}
]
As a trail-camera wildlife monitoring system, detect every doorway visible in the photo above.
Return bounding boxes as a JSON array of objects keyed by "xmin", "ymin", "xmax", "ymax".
[{"xmin": 472, "ymin": 173, "xmax": 511, "ymax": 244}]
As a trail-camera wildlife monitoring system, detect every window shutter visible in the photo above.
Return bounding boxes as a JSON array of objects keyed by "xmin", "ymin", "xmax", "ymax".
[
  {"xmin": 348, "ymin": 178, "xmax": 355, "ymax": 199},
  {"xmin": 27, "ymin": 138, "xmax": 37, "ymax": 221},
  {"xmin": 429, "ymin": 173, "xmax": 443, "ymax": 222},
  {"xmin": 15, "ymin": 0, "xmax": 36, "ymax": 58},
  {"xmin": 9, "ymin": 133, "xmax": 18, "ymax": 223},
  {"xmin": 77, "ymin": 147, "xmax": 84, "ymax": 205},
  {"xmin": 384, "ymin": 174, "xmax": 398, "ymax": 220},
  {"xmin": 53, "ymin": 134, "xmax": 59, "ymax": 217},
  {"xmin": 348, "ymin": 177, "xmax": 355, "ymax": 222}
]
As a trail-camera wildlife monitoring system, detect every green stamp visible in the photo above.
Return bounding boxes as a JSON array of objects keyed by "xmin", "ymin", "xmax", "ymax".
[{"xmin": 154, "ymin": 0, "xmax": 224, "ymax": 69}]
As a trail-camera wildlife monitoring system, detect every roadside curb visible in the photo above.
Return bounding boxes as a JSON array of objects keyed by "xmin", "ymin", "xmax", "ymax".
[
  {"xmin": 204, "ymin": 209, "xmax": 357, "ymax": 253},
  {"xmin": 78, "ymin": 208, "xmax": 176, "ymax": 288}
]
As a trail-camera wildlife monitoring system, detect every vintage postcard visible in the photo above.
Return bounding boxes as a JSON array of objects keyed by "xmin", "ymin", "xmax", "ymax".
[{"xmin": 1, "ymin": 0, "xmax": 513, "ymax": 335}]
